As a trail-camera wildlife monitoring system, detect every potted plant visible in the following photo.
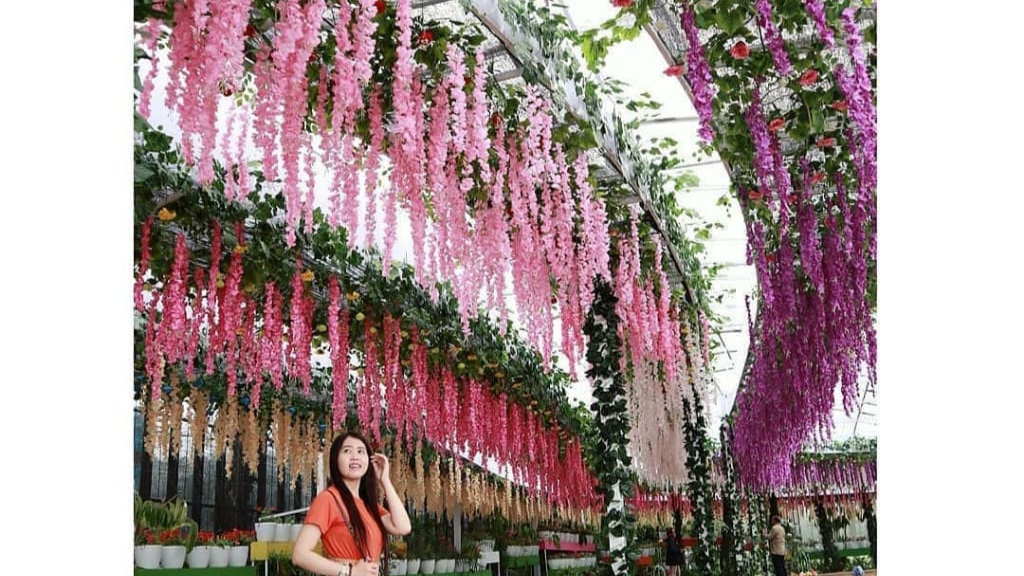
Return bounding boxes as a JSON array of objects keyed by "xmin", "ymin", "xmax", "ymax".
[
  {"xmin": 456, "ymin": 541, "xmax": 481, "ymax": 573},
  {"xmin": 134, "ymin": 528, "xmax": 162, "ymax": 569},
  {"xmin": 226, "ymin": 528, "xmax": 254, "ymax": 566},
  {"xmin": 208, "ymin": 533, "xmax": 232, "ymax": 567},
  {"xmin": 418, "ymin": 539, "xmax": 437, "ymax": 575},
  {"xmin": 255, "ymin": 508, "xmax": 279, "ymax": 542},
  {"xmin": 134, "ymin": 495, "xmax": 197, "ymax": 569},
  {"xmin": 157, "ymin": 528, "xmax": 189, "ymax": 569},
  {"xmin": 187, "ymin": 530, "xmax": 216, "ymax": 568},
  {"xmin": 268, "ymin": 550, "xmax": 295, "ymax": 576},
  {"xmin": 389, "ymin": 539, "xmax": 409, "ymax": 576},
  {"xmin": 405, "ymin": 540, "xmax": 421, "ymax": 576},
  {"xmin": 438, "ymin": 536, "xmax": 460, "ymax": 574},
  {"xmin": 274, "ymin": 516, "xmax": 294, "ymax": 542}
]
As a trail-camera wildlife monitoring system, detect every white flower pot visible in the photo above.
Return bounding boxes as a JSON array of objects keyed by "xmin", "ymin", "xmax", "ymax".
[
  {"xmin": 389, "ymin": 558, "xmax": 408, "ymax": 576},
  {"xmin": 228, "ymin": 544, "xmax": 249, "ymax": 566},
  {"xmin": 291, "ymin": 523, "xmax": 303, "ymax": 541},
  {"xmin": 187, "ymin": 545, "xmax": 211, "ymax": 568},
  {"xmin": 419, "ymin": 559, "xmax": 436, "ymax": 574},
  {"xmin": 209, "ymin": 546, "xmax": 230, "ymax": 567},
  {"xmin": 160, "ymin": 545, "xmax": 187, "ymax": 569},
  {"xmin": 275, "ymin": 523, "xmax": 292, "ymax": 541},
  {"xmin": 255, "ymin": 522, "xmax": 277, "ymax": 542},
  {"xmin": 437, "ymin": 558, "xmax": 455, "ymax": 573},
  {"xmin": 134, "ymin": 544, "xmax": 162, "ymax": 569},
  {"xmin": 406, "ymin": 559, "xmax": 420, "ymax": 574}
]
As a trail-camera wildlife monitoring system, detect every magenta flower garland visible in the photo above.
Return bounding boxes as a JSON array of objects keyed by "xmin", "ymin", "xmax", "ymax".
[
  {"xmin": 669, "ymin": 0, "xmax": 876, "ymax": 490},
  {"xmin": 803, "ymin": 0, "xmax": 835, "ymax": 48},
  {"xmin": 754, "ymin": 0, "xmax": 792, "ymax": 76},
  {"xmin": 679, "ymin": 2, "xmax": 716, "ymax": 142}
]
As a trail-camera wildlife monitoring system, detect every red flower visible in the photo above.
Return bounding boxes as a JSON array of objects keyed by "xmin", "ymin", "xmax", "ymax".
[
  {"xmin": 490, "ymin": 113, "xmax": 503, "ymax": 128},
  {"xmin": 816, "ymin": 136, "xmax": 836, "ymax": 148},
  {"xmin": 830, "ymin": 100, "xmax": 849, "ymax": 112},
  {"xmin": 765, "ymin": 252, "xmax": 776, "ymax": 263},
  {"xmin": 808, "ymin": 171, "xmax": 826, "ymax": 185},
  {"xmin": 244, "ymin": 23, "xmax": 257, "ymax": 38},
  {"xmin": 799, "ymin": 69, "xmax": 819, "ymax": 86},
  {"xmin": 418, "ymin": 30, "xmax": 433, "ymax": 46},
  {"xmin": 664, "ymin": 64, "xmax": 684, "ymax": 77},
  {"xmin": 730, "ymin": 41, "xmax": 749, "ymax": 60},
  {"xmin": 747, "ymin": 189, "xmax": 764, "ymax": 201},
  {"xmin": 768, "ymin": 118, "xmax": 786, "ymax": 131},
  {"xmin": 375, "ymin": 0, "xmax": 386, "ymax": 14},
  {"xmin": 786, "ymin": 193, "xmax": 798, "ymax": 204},
  {"xmin": 611, "ymin": 0, "xmax": 634, "ymax": 7}
]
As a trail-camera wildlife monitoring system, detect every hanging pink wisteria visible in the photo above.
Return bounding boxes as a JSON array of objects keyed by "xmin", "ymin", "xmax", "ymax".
[{"xmin": 136, "ymin": 0, "xmax": 614, "ymax": 375}]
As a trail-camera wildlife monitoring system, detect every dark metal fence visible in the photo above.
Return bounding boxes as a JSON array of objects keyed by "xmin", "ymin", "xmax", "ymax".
[{"xmin": 133, "ymin": 406, "xmax": 316, "ymax": 532}]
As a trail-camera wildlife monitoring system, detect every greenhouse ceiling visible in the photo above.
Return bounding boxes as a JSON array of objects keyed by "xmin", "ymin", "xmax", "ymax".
[{"xmin": 140, "ymin": 0, "xmax": 876, "ymax": 444}]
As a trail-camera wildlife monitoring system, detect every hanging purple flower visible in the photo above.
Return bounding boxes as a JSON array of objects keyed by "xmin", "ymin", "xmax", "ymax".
[
  {"xmin": 803, "ymin": 0, "xmax": 835, "ymax": 48},
  {"xmin": 680, "ymin": 2, "xmax": 717, "ymax": 141},
  {"xmin": 755, "ymin": 0, "xmax": 793, "ymax": 76}
]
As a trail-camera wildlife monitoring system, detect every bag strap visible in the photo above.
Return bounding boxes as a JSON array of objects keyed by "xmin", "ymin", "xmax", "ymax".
[
  {"xmin": 328, "ymin": 487, "xmax": 356, "ymax": 535},
  {"xmin": 328, "ymin": 487, "xmax": 369, "ymax": 560}
]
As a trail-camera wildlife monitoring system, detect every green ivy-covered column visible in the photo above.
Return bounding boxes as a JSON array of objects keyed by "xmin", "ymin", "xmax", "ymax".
[
  {"xmin": 745, "ymin": 495, "xmax": 768, "ymax": 576},
  {"xmin": 862, "ymin": 494, "xmax": 877, "ymax": 567},
  {"xmin": 813, "ymin": 496, "xmax": 843, "ymax": 572},
  {"xmin": 718, "ymin": 423, "xmax": 744, "ymax": 576},
  {"xmin": 584, "ymin": 278, "xmax": 634, "ymax": 576},
  {"xmin": 681, "ymin": 381, "xmax": 716, "ymax": 576}
]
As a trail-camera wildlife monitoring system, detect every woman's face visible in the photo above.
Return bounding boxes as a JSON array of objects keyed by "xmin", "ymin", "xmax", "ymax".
[{"xmin": 337, "ymin": 436, "xmax": 370, "ymax": 481}]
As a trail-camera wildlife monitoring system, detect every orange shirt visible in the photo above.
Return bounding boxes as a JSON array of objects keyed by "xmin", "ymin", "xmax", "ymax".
[{"xmin": 305, "ymin": 486, "xmax": 390, "ymax": 561}]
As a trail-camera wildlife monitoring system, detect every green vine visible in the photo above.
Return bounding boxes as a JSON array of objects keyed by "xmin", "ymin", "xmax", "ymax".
[
  {"xmin": 681, "ymin": 378, "xmax": 717, "ymax": 576},
  {"xmin": 583, "ymin": 278, "xmax": 635, "ymax": 576},
  {"xmin": 135, "ymin": 115, "xmax": 589, "ymax": 445}
]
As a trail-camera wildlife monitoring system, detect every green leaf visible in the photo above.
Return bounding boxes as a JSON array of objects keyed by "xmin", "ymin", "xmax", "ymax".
[
  {"xmin": 135, "ymin": 165, "xmax": 155, "ymax": 183},
  {"xmin": 810, "ymin": 108, "xmax": 825, "ymax": 134}
]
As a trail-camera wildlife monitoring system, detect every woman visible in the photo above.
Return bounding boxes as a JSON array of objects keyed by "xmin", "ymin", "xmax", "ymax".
[{"xmin": 293, "ymin": 432, "xmax": 412, "ymax": 576}]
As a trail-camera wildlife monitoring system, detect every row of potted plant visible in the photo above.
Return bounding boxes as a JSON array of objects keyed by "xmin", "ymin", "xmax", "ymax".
[
  {"xmin": 546, "ymin": 556, "xmax": 597, "ymax": 570},
  {"xmin": 388, "ymin": 536, "xmax": 488, "ymax": 576},
  {"xmin": 135, "ymin": 529, "xmax": 256, "ymax": 570},
  {"xmin": 254, "ymin": 519, "xmax": 304, "ymax": 543},
  {"xmin": 135, "ymin": 494, "xmax": 257, "ymax": 569}
]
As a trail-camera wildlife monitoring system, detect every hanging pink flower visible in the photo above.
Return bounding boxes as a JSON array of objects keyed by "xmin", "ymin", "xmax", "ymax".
[
  {"xmin": 259, "ymin": 282, "xmax": 284, "ymax": 391},
  {"xmin": 327, "ymin": 276, "xmax": 350, "ymax": 430}
]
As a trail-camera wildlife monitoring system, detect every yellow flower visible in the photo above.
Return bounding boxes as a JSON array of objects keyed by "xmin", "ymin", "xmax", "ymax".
[
  {"xmin": 300, "ymin": 270, "xmax": 315, "ymax": 282},
  {"xmin": 157, "ymin": 207, "xmax": 176, "ymax": 221},
  {"xmin": 346, "ymin": 291, "xmax": 360, "ymax": 301},
  {"xmin": 233, "ymin": 244, "xmax": 247, "ymax": 254}
]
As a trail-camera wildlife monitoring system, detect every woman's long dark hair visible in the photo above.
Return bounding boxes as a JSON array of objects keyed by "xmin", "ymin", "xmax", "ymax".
[{"xmin": 329, "ymin": 431, "xmax": 389, "ymax": 570}]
